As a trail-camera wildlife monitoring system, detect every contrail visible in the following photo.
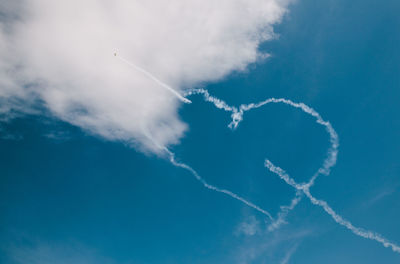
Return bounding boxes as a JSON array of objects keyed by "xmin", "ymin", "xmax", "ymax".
[
  {"xmin": 268, "ymin": 192, "xmax": 303, "ymax": 232},
  {"xmin": 237, "ymin": 97, "xmax": 339, "ymax": 189},
  {"xmin": 184, "ymin": 89, "xmax": 236, "ymax": 112},
  {"xmin": 265, "ymin": 159, "xmax": 400, "ymax": 253},
  {"xmin": 143, "ymin": 81, "xmax": 399, "ymax": 254},
  {"xmin": 280, "ymin": 243, "xmax": 299, "ymax": 264},
  {"xmin": 184, "ymin": 89, "xmax": 339, "ymax": 229},
  {"xmin": 246, "ymin": 96, "xmax": 400, "ymax": 253},
  {"xmin": 142, "ymin": 131, "xmax": 274, "ymax": 220},
  {"xmin": 164, "ymin": 147, "xmax": 274, "ymax": 221},
  {"xmin": 115, "ymin": 53, "xmax": 192, "ymax": 104},
  {"xmin": 182, "ymin": 89, "xmax": 400, "ymax": 254}
]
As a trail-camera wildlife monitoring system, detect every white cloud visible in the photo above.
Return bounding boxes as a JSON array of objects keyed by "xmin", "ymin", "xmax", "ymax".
[{"xmin": 0, "ymin": 0, "xmax": 289, "ymax": 153}]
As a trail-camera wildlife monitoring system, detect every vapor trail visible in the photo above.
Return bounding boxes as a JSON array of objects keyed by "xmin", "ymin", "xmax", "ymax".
[
  {"xmin": 148, "ymin": 84, "xmax": 399, "ymax": 253},
  {"xmin": 280, "ymin": 243, "xmax": 299, "ymax": 264},
  {"xmin": 238, "ymin": 97, "xmax": 339, "ymax": 188},
  {"xmin": 236, "ymin": 97, "xmax": 339, "ymax": 229},
  {"xmin": 268, "ymin": 192, "xmax": 303, "ymax": 232},
  {"xmin": 140, "ymin": 111, "xmax": 274, "ymax": 221},
  {"xmin": 184, "ymin": 89, "xmax": 400, "ymax": 253},
  {"xmin": 115, "ymin": 54, "xmax": 192, "ymax": 104},
  {"xmin": 185, "ymin": 89, "xmax": 339, "ymax": 228},
  {"xmin": 184, "ymin": 88, "xmax": 236, "ymax": 112},
  {"xmin": 164, "ymin": 148, "xmax": 274, "ymax": 220},
  {"xmin": 265, "ymin": 159, "xmax": 400, "ymax": 253}
]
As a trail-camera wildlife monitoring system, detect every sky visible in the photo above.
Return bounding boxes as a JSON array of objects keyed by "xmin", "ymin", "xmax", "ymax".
[{"xmin": 0, "ymin": 0, "xmax": 400, "ymax": 263}]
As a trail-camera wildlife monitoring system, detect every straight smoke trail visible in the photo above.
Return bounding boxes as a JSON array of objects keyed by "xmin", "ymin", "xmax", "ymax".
[
  {"xmin": 115, "ymin": 54, "xmax": 192, "ymax": 104},
  {"xmin": 265, "ymin": 159, "xmax": 400, "ymax": 253}
]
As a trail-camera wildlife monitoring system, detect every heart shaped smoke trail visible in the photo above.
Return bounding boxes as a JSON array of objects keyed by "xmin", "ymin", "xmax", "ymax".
[
  {"xmin": 119, "ymin": 55, "xmax": 400, "ymax": 254},
  {"xmin": 175, "ymin": 89, "xmax": 399, "ymax": 254}
]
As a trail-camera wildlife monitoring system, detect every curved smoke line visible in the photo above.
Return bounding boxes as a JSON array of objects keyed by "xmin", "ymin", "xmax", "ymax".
[
  {"xmin": 179, "ymin": 88, "xmax": 400, "ymax": 254},
  {"xmin": 121, "ymin": 53, "xmax": 398, "ymax": 254}
]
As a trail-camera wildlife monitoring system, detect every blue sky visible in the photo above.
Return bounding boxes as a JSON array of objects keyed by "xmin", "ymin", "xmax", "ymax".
[{"xmin": 1, "ymin": 0, "xmax": 400, "ymax": 263}]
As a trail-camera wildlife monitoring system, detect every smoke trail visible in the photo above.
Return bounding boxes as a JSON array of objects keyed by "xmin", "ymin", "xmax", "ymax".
[
  {"xmin": 184, "ymin": 90, "xmax": 339, "ymax": 184},
  {"xmin": 184, "ymin": 89, "xmax": 244, "ymax": 129},
  {"xmin": 143, "ymin": 83, "xmax": 399, "ymax": 253},
  {"xmin": 184, "ymin": 89, "xmax": 340, "ymax": 228},
  {"xmin": 115, "ymin": 54, "xmax": 192, "ymax": 104},
  {"xmin": 280, "ymin": 243, "xmax": 299, "ymax": 264},
  {"xmin": 237, "ymin": 97, "xmax": 339, "ymax": 187},
  {"xmin": 163, "ymin": 147, "xmax": 274, "ymax": 220},
  {"xmin": 236, "ymin": 97, "xmax": 339, "ymax": 229},
  {"xmin": 182, "ymin": 89, "xmax": 400, "ymax": 253},
  {"xmin": 268, "ymin": 192, "xmax": 303, "ymax": 232},
  {"xmin": 265, "ymin": 159, "xmax": 400, "ymax": 253},
  {"xmin": 184, "ymin": 88, "xmax": 237, "ymax": 112}
]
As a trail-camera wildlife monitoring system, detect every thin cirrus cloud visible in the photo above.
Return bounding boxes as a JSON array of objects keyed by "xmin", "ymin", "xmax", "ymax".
[{"xmin": 0, "ymin": 0, "xmax": 290, "ymax": 153}]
